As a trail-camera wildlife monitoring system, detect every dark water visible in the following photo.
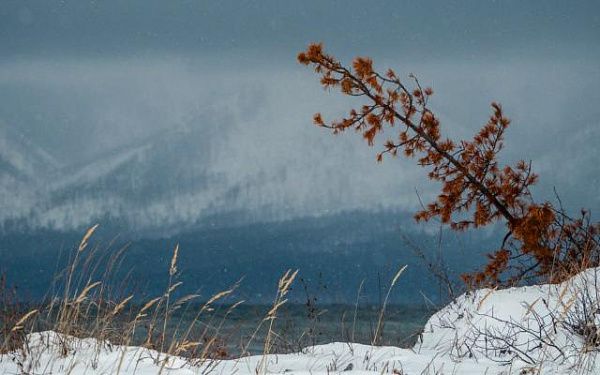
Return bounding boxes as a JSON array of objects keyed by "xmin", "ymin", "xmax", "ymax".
[{"xmin": 156, "ymin": 303, "xmax": 432, "ymax": 356}]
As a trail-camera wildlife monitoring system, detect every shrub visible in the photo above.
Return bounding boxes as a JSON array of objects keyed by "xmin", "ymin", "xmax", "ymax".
[{"xmin": 298, "ymin": 43, "xmax": 599, "ymax": 286}]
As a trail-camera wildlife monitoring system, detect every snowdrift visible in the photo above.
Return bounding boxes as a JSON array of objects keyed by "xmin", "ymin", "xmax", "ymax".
[{"xmin": 3, "ymin": 268, "xmax": 600, "ymax": 374}]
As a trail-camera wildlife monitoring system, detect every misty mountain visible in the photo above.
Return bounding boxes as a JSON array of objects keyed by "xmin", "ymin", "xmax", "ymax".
[
  {"xmin": 0, "ymin": 123, "xmax": 270, "ymax": 234},
  {"xmin": 0, "ymin": 125, "xmax": 501, "ymax": 305},
  {"xmin": 0, "ymin": 126, "xmax": 60, "ymax": 230}
]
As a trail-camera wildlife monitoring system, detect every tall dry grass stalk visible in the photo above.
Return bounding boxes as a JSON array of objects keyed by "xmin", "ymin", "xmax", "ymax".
[
  {"xmin": 372, "ymin": 265, "xmax": 407, "ymax": 345},
  {"xmin": 351, "ymin": 278, "xmax": 365, "ymax": 343},
  {"xmin": 255, "ymin": 269, "xmax": 298, "ymax": 374}
]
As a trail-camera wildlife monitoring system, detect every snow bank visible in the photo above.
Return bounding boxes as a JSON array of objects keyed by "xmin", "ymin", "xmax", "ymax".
[{"xmin": 3, "ymin": 268, "xmax": 600, "ymax": 374}]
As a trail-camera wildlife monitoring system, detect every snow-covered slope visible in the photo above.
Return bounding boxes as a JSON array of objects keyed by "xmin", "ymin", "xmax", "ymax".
[
  {"xmin": 0, "ymin": 126, "xmax": 62, "ymax": 228},
  {"xmin": 3, "ymin": 269, "xmax": 600, "ymax": 374}
]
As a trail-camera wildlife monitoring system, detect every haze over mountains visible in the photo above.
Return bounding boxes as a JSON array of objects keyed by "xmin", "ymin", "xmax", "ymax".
[
  {"xmin": 1, "ymin": 57, "xmax": 598, "ymax": 235},
  {"xmin": 0, "ymin": 0, "xmax": 598, "ymax": 302}
]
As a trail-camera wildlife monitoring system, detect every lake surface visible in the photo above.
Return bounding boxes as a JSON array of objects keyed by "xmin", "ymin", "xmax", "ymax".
[{"xmin": 155, "ymin": 304, "xmax": 433, "ymax": 356}]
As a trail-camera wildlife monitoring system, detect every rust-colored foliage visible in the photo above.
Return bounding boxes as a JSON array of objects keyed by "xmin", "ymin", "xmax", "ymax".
[{"xmin": 298, "ymin": 43, "xmax": 599, "ymax": 286}]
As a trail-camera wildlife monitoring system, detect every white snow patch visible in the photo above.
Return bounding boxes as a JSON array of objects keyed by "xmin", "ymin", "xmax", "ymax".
[{"xmin": 3, "ymin": 268, "xmax": 600, "ymax": 374}]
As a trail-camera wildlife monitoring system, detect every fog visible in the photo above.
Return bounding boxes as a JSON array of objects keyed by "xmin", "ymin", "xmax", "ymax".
[{"xmin": 0, "ymin": 0, "xmax": 598, "ymax": 233}]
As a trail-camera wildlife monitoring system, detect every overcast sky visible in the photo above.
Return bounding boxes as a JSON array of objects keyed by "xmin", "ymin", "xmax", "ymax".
[{"xmin": 0, "ymin": 0, "xmax": 598, "ymax": 233}]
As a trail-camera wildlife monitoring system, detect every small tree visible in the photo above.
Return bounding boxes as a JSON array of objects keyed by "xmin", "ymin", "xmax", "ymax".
[{"xmin": 298, "ymin": 43, "xmax": 599, "ymax": 286}]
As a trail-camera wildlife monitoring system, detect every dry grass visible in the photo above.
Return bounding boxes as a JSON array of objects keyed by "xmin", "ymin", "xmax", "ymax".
[
  {"xmin": 372, "ymin": 265, "xmax": 407, "ymax": 346},
  {"xmin": 0, "ymin": 225, "xmax": 418, "ymax": 374},
  {"xmin": 0, "ymin": 225, "xmax": 259, "ymax": 371}
]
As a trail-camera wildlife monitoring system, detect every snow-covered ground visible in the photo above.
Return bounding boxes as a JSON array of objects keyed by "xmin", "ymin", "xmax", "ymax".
[{"xmin": 3, "ymin": 268, "xmax": 600, "ymax": 374}]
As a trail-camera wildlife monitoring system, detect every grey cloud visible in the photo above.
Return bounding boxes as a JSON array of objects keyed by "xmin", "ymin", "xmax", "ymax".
[{"xmin": 2, "ymin": 0, "xmax": 598, "ymax": 60}]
